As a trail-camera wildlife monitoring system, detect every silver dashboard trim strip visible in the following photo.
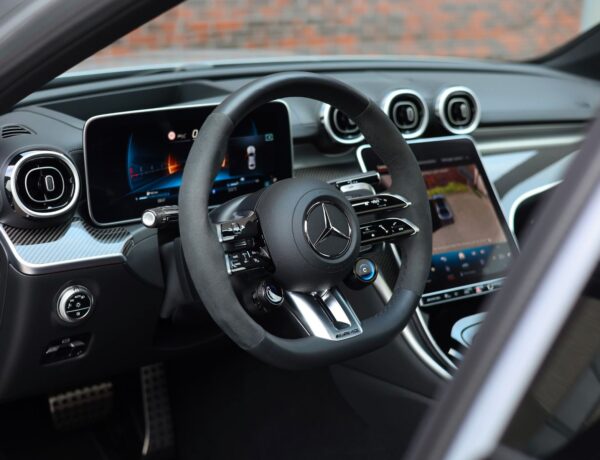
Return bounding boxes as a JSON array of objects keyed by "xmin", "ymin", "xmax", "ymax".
[
  {"xmin": 476, "ymin": 134, "xmax": 583, "ymax": 155},
  {"xmin": 508, "ymin": 180, "xmax": 561, "ymax": 233},
  {"xmin": 0, "ymin": 225, "xmax": 127, "ymax": 275},
  {"xmin": 416, "ymin": 307, "xmax": 458, "ymax": 371},
  {"xmin": 372, "ymin": 274, "xmax": 452, "ymax": 381},
  {"xmin": 355, "ymin": 144, "xmax": 370, "ymax": 174},
  {"xmin": 388, "ymin": 242, "xmax": 458, "ymax": 372}
]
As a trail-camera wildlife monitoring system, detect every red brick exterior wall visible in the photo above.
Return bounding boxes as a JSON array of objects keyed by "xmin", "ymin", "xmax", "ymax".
[{"xmin": 92, "ymin": 0, "xmax": 583, "ymax": 62}]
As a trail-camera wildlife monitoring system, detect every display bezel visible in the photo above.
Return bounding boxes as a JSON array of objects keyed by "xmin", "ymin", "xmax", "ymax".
[
  {"xmin": 357, "ymin": 135, "xmax": 519, "ymax": 305},
  {"xmin": 83, "ymin": 100, "xmax": 293, "ymax": 227}
]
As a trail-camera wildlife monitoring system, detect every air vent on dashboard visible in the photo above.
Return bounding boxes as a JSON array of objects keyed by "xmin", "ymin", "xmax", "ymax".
[
  {"xmin": 1, "ymin": 124, "xmax": 33, "ymax": 139},
  {"xmin": 435, "ymin": 86, "xmax": 481, "ymax": 135},
  {"xmin": 381, "ymin": 89, "xmax": 429, "ymax": 139},
  {"xmin": 320, "ymin": 104, "xmax": 364, "ymax": 145},
  {"xmin": 5, "ymin": 150, "xmax": 80, "ymax": 219}
]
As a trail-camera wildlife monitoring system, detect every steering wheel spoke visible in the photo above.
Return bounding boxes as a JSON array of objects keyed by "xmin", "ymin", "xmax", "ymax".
[
  {"xmin": 349, "ymin": 193, "xmax": 411, "ymax": 215},
  {"xmin": 285, "ymin": 288, "xmax": 363, "ymax": 341}
]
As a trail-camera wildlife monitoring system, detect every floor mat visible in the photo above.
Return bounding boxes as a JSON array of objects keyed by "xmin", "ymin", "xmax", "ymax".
[
  {"xmin": 0, "ymin": 375, "xmax": 143, "ymax": 460},
  {"xmin": 169, "ymin": 348, "xmax": 392, "ymax": 460}
]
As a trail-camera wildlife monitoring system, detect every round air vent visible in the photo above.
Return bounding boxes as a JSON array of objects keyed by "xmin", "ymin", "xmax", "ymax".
[
  {"xmin": 320, "ymin": 104, "xmax": 364, "ymax": 145},
  {"xmin": 435, "ymin": 86, "xmax": 481, "ymax": 135},
  {"xmin": 381, "ymin": 89, "xmax": 429, "ymax": 139},
  {"xmin": 5, "ymin": 150, "xmax": 80, "ymax": 218}
]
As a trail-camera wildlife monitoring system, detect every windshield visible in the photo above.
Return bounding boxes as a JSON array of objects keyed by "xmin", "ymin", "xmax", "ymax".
[{"xmin": 71, "ymin": 0, "xmax": 595, "ymax": 73}]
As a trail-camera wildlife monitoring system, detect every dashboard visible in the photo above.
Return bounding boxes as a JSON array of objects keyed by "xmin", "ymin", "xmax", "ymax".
[
  {"xmin": 0, "ymin": 56, "xmax": 595, "ymax": 400},
  {"xmin": 85, "ymin": 100, "xmax": 515, "ymax": 307}
]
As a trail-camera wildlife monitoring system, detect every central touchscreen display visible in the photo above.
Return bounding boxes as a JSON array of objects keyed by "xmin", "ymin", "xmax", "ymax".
[
  {"xmin": 423, "ymin": 163, "xmax": 513, "ymax": 294},
  {"xmin": 357, "ymin": 136, "xmax": 518, "ymax": 304},
  {"xmin": 84, "ymin": 102, "xmax": 292, "ymax": 225}
]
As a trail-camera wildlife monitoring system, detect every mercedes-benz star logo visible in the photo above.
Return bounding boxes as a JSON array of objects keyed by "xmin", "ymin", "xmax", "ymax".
[{"xmin": 304, "ymin": 202, "xmax": 352, "ymax": 259}]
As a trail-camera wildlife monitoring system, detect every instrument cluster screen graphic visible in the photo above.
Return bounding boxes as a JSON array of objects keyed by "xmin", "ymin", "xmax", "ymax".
[
  {"xmin": 85, "ymin": 102, "xmax": 292, "ymax": 225},
  {"xmin": 125, "ymin": 125, "xmax": 273, "ymax": 204}
]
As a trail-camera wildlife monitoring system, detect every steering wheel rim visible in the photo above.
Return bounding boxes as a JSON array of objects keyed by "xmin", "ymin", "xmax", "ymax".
[{"xmin": 179, "ymin": 71, "xmax": 432, "ymax": 369}]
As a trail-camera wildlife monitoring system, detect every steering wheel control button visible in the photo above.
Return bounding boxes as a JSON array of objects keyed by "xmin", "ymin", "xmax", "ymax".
[
  {"xmin": 329, "ymin": 171, "xmax": 381, "ymax": 190},
  {"xmin": 229, "ymin": 237, "xmax": 256, "ymax": 251},
  {"xmin": 360, "ymin": 218, "xmax": 418, "ymax": 244},
  {"xmin": 304, "ymin": 201, "xmax": 352, "ymax": 259},
  {"xmin": 57, "ymin": 285, "xmax": 94, "ymax": 323},
  {"xmin": 225, "ymin": 248, "xmax": 269, "ymax": 274},
  {"xmin": 253, "ymin": 280, "xmax": 284, "ymax": 312},
  {"xmin": 217, "ymin": 211, "xmax": 259, "ymax": 243},
  {"xmin": 356, "ymin": 259, "xmax": 377, "ymax": 282},
  {"xmin": 349, "ymin": 193, "xmax": 411, "ymax": 215},
  {"xmin": 346, "ymin": 258, "xmax": 378, "ymax": 288}
]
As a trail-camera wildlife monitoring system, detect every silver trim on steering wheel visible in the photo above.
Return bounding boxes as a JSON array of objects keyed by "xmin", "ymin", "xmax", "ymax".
[{"xmin": 285, "ymin": 289, "xmax": 363, "ymax": 341}]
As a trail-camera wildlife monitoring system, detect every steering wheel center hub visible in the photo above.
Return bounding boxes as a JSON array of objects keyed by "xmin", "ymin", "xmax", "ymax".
[
  {"xmin": 304, "ymin": 201, "xmax": 352, "ymax": 259},
  {"xmin": 256, "ymin": 177, "xmax": 360, "ymax": 292}
]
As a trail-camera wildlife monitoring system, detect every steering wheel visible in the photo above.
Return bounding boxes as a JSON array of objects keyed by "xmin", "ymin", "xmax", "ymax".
[{"xmin": 179, "ymin": 72, "xmax": 432, "ymax": 369}]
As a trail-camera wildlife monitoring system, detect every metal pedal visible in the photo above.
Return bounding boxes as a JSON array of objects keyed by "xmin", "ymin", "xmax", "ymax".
[
  {"xmin": 141, "ymin": 363, "xmax": 175, "ymax": 458},
  {"xmin": 48, "ymin": 382, "xmax": 113, "ymax": 431}
]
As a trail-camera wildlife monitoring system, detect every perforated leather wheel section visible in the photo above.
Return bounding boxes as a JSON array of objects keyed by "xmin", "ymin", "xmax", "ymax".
[{"xmin": 179, "ymin": 72, "xmax": 432, "ymax": 369}]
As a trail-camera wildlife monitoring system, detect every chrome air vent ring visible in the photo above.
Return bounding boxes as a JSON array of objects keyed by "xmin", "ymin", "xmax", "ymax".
[
  {"xmin": 320, "ymin": 103, "xmax": 364, "ymax": 145},
  {"xmin": 435, "ymin": 86, "xmax": 481, "ymax": 135},
  {"xmin": 6, "ymin": 150, "xmax": 80, "ymax": 219},
  {"xmin": 381, "ymin": 89, "xmax": 429, "ymax": 139}
]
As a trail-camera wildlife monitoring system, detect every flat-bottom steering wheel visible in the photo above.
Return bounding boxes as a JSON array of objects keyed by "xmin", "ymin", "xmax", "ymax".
[{"xmin": 179, "ymin": 72, "xmax": 432, "ymax": 369}]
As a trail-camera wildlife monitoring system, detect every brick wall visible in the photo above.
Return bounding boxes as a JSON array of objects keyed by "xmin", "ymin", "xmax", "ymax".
[{"xmin": 90, "ymin": 0, "xmax": 583, "ymax": 64}]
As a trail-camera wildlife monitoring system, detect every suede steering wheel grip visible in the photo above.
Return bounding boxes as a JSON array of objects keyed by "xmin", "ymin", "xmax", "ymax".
[{"xmin": 179, "ymin": 71, "xmax": 432, "ymax": 369}]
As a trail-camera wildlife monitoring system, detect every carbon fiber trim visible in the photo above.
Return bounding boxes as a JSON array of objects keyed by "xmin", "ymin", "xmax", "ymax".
[{"xmin": 0, "ymin": 218, "xmax": 131, "ymax": 274}]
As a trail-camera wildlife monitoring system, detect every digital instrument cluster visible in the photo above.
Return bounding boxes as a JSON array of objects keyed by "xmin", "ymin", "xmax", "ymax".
[{"xmin": 84, "ymin": 102, "xmax": 292, "ymax": 225}]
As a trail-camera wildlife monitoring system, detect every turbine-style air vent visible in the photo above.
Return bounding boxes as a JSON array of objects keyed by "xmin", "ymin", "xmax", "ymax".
[
  {"xmin": 320, "ymin": 104, "xmax": 364, "ymax": 145},
  {"xmin": 381, "ymin": 90, "xmax": 429, "ymax": 139},
  {"xmin": 6, "ymin": 151, "xmax": 80, "ymax": 219},
  {"xmin": 436, "ymin": 86, "xmax": 481, "ymax": 135},
  {"xmin": 1, "ymin": 124, "xmax": 33, "ymax": 139}
]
